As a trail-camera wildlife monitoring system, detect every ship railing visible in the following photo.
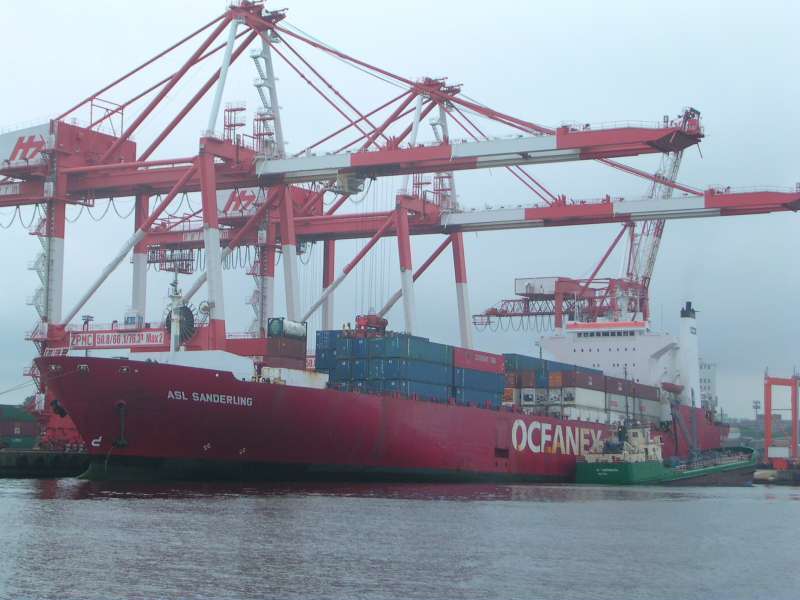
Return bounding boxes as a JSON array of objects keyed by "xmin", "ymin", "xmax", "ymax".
[
  {"xmin": 706, "ymin": 184, "xmax": 798, "ymax": 194},
  {"xmin": 42, "ymin": 347, "xmax": 69, "ymax": 357},
  {"xmin": 64, "ymin": 322, "xmax": 159, "ymax": 332},
  {"xmin": 671, "ymin": 452, "xmax": 750, "ymax": 471}
]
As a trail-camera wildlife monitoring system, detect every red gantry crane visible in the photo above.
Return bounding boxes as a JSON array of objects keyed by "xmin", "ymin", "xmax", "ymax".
[
  {"xmin": 473, "ymin": 108, "xmax": 735, "ymax": 330},
  {"xmin": 0, "ymin": 2, "xmax": 798, "ymax": 448}
]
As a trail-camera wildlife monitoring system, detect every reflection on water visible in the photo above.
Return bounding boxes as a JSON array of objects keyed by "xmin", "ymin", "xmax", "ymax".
[
  {"xmin": 23, "ymin": 478, "xmax": 748, "ymax": 503},
  {"xmin": 1, "ymin": 479, "xmax": 799, "ymax": 600}
]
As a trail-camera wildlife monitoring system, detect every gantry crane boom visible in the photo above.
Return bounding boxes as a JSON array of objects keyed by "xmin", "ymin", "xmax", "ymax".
[{"xmin": 625, "ymin": 108, "xmax": 698, "ymax": 295}]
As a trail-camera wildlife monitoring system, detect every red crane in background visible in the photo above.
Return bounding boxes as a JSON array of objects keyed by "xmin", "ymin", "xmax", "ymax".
[{"xmin": 473, "ymin": 108, "xmax": 703, "ymax": 331}]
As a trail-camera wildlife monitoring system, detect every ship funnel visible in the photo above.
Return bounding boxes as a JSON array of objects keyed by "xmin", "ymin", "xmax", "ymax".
[{"xmin": 677, "ymin": 301, "xmax": 701, "ymax": 407}]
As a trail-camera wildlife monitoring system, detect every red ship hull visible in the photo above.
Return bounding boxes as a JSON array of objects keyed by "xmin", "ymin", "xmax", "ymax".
[{"xmin": 37, "ymin": 356, "xmax": 726, "ymax": 482}]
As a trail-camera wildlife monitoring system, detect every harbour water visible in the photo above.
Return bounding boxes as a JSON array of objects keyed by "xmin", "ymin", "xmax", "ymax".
[{"xmin": 0, "ymin": 480, "xmax": 797, "ymax": 600}]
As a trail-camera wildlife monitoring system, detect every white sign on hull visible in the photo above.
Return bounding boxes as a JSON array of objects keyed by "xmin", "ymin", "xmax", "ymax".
[{"xmin": 69, "ymin": 329, "xmax": 165, "ymax": 349}]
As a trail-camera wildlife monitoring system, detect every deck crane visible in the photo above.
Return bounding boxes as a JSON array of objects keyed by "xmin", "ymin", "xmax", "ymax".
[{"xmin": 473, "ymin": 108, "xmax": 702, "ymax": 330}]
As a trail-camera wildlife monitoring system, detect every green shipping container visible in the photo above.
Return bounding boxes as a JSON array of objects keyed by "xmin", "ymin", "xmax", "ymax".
[
  {"xmin": 379, "ymin": 334, "xmax": 453, "ymax": 365},
  {"xmin": 0, "ymin": 435, "xmax": 37, "ymax": 450}
]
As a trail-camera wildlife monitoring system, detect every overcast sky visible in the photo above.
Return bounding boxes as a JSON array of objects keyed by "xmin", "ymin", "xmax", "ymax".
[{"xmin": 1, "ymin": 0, "xmax": 798, "ymax": 417}]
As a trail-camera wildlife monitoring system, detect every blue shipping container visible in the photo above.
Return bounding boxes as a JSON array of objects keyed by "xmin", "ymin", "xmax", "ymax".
[
  {"xmin": 335, "ymin": 337, "xmax": 353, "ymax": 357},
  {"xmin": 503, "ymin": 353, "xmax": 602, "ymax": 377},
  {"xmin": 367, "ymin": 380, "xmax": 385, "ymax": 394},
  {"xmin": 535, "ymin": 372, "xmax": 550, "ymax": 389},
  {"xmin": 316, "ymin": 330, "xmax": 342, "ymax": 351},
  {"xmin": 503, "ymin": 353, "xmax": 546, "ymax": 372},
  {"xmin": 545, "ymin": 361, "xmax": 602, "ymax": 377},
  {"xmin": 368, "ymin": 358, "xmax": 386, "ymax": 380},
  {"xmin": 351, "ymin": 380, "xmax": 369, "ymax": 393},
  {"xmin": 382, "ymin": 359, "xmax": 451, "ymax": 385},
  {"xmin": 454, "ymin": 387, "xmax": 502, "ymax": 407},
  {"xmin": 383, "ymin": 379, "xmax": 450, "ymax": 401},
  {"xmin": 351, "ymin": 337, "xmax": 369, "ymax": 357},
  {"xmin": 453, "ymin": 367, "xmax": 505, "ymax": 392},
  {"xmin": 380, "ymin": 334, "xmax": 452, "ymax": 365},
  {"xmin": 334, "ymin": 359, "xmax": 351, "ymax": 381},
  {"xmin": 367, "ymin": 337, "xmax": 386, "ymax": 356},
  {"xmin": 351, "ymin": 359, "xmax": 369, "ymax": 380},
  {"xmin": 315, "ymin": 348, "xmax": 336, "ymax": 372}
]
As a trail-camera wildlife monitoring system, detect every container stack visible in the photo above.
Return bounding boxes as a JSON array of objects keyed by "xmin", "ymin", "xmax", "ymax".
[
  {"xmin": 502, "ymin": 354, "xmax": 552, "ymax": 409},
  {"xmin": 604, "ymin": 376, "xmax": 661, "ymax": 421},
  {"xmin": 316, "ymin": 330, "xmax": 506, "ymax": 408},
  {"xmin": 546, "ymin": 370, "xmax": 606, "ymax": 421},
  {"xmin": 264, "ymin": 318, "xmax": 307, "ymax": 369},
  {"xmin": 502, "ymin": 353, "xmax": 604, "ymax": 413},
  {"xmin": 314, "ymin": 330, "xmax": 343, "ymax": 372},
  {"xmin": 0, "ymin": 404, "xmax": 38, "ymax": 450},
  {"xmin": 452, "ymin": 348, "xmax": 505, "ymax": 408},
  {"xmin": 327, "ymin": 332, "xmax": 454, "ymax": 402}
]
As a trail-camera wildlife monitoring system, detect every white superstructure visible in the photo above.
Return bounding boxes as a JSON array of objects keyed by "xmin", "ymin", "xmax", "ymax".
[
  {"xmin": 677, "ymin": 302, "xmax": 701, "ymax": 408},
  {"xmin": 699, "ymin": 359, "xmax": 718, "ymax": 411},
  {"xmin": 540, "ymin": 302, "xmax": 711, "ymax": 411}
]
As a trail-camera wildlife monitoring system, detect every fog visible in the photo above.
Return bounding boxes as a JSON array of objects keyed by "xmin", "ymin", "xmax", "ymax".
[{"xmin": 0, "ymin": 0, "xmax": 798, "ymax": 417}]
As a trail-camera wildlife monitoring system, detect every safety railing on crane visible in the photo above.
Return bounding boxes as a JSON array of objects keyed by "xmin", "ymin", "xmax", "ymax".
[{"xmin": 557, "ymin": 118, "xmax": 702, "ymax": 135}]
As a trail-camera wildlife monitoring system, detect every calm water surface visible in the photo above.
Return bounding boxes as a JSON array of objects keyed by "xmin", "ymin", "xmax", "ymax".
[{"xmin": 0, "ymin": 480, "xmax": 797, "ymax": 600}]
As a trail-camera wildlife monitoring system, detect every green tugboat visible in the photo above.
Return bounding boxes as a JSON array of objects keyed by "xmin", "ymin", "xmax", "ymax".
[{"xmin": 576, "ymin": 424, "xmax": 756, "ymax": 486}]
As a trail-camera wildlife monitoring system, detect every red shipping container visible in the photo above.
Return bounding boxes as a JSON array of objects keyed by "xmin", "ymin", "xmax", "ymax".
[
  {"xmin": 560, "ymin": 370, "xmax": 604, "ymax": 391},
  {"xmin": 605, "ymin": 376, "xmax": 630, "ymax": 395},
  {"xmin": 518, "ymin": 370, "xmax": 537, "ymax": 388},
  {"xmin": 262, "ymin": 356, "xmax": 306, "ymax": 370},
  {"xmin": 505, "ymin": 372, "xmax": 520, "ymax": 388},
  {"xmin": 267, "ymin": 337, "xmax": 306, "ymax": 358},
  {"xmin": 604, "ymin": 376, "xmax": 659, "ymax": 401},
  {"xmin": 452, "ymin": 347, "xmax": 504, "ymax": 373},
  {"xmin": 632, "ymin": 383, "xmax": 659, "ymax": 402}
]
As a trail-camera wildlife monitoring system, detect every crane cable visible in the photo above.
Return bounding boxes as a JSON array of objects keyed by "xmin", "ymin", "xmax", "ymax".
[
  {"xmin": 86, "ymin": 199, "xmax": 113, "ymax": 221},
  {"xmin": 0, "ymin": 366, "xmax": 82, "ymax": 398}
]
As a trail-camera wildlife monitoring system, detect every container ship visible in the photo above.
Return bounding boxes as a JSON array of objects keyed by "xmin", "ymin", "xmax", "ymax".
[
  {"xmin": 38, "ymin": 302, "xmax": 727, "ymax": 481},
  {"xmin": 3, "ymin": 1, "xmax": 746, "ymax": 482}
]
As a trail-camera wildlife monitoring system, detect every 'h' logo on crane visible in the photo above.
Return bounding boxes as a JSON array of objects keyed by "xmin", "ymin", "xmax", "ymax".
[
  {"xmin": 223, "ymin": 188, "xmax": 257, "ymax": 213},
  {"xmin": 9, "ymin": 135, "xmax": 46, "ymax": 161}
]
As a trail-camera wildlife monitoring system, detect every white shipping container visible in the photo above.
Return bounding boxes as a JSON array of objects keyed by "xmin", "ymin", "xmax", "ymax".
[
  {"xmin": 562, "ymin": 406, "xmax": 607, "ymax": 423},
  {"xmin": 573, "ymin": 388, "xmax": 606, "ymax": 410},
  {"xmin": 639, "ymin": 398, "xmax": 663, "ymax": 420},
  {"xmin": 261, "ymin": 366, "xmax": 329, "ymax": 389},
  {"xmin": 520, "ymin": 388, "xmax": 536, "ymax": 405},
  {"xmin": 605, "ymin": 393, "xmax": 630, "ymax": 412}
]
